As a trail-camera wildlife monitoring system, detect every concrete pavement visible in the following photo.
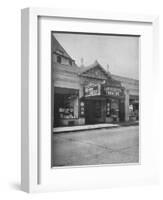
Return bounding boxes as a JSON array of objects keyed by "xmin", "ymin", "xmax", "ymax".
[
  {"xmin": 52, "ymin": 126, "xmax": 139, "ymax": 167},
  {"xmin": 53, "ymin": 123, "xmax": 119, "ymax": 133}
]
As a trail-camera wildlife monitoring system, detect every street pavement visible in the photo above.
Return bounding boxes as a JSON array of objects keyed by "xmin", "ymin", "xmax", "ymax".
[{"xmin": 52, "ymin": 126, "xmax": 139, "ymax": 167}]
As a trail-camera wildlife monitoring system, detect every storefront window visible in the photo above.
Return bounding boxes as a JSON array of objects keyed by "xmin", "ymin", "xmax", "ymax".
[
  {"xmin": 54, "ymin": 87, "xmax": 79, "ymax": 127},
  {"xmin": 129, "ymin": 104, "xmax": 134, "ymax": 115},
  {"xmin": 129, "ymin": 98, "xmax": 139, "ymax": 121},
  {"xmin": 58, "ymin": 95, "xmax": 77, "ymax": 119},
  {"xmin": 110, "ymin": 99, "xmax": 119, "ymax": 122}
]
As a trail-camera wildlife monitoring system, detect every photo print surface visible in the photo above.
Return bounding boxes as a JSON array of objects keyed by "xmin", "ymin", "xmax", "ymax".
[{"xmin": 51, "ymin": 32, "xmax": 139, "ymax": 167}]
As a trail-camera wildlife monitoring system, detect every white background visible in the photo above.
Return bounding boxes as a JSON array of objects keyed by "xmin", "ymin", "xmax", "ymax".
[
  {"xmin": 0, "ymin": 0, "xmax": 162, "ymax": 199},
  {"xmin": 39, "ymin": 16, "xmax": 157, "ymax": 190}
]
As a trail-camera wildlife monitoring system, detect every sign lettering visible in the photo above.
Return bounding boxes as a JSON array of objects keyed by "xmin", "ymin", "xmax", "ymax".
[
  {"xmin": 104, "ymin": 87, "xmax": 122, "ymax": 97},
  {"xmin": 84, "ymin": 84, "xmax": 101, "ymax": 97}
]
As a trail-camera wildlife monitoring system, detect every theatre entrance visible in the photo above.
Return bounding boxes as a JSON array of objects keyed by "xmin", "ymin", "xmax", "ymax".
[{"xmin": 85, "ymin": 99, "xmax": 105, "ymax": 124}]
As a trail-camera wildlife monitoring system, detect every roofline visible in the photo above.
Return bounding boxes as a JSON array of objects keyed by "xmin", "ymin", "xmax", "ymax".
[
  {"xmin": 112, "ymin": 74, "xmax": 139, "ymax": 82},
  {"xmin": 79, "ymin": 60, "xmax": 111, "ymax": 78},
  {"xmin": 53, "ymin": 51, "xmax": 75, "ymax": 62},
  {"xmin": 52, "ymin": 34, "xmax": 75, "ymax": 61}
]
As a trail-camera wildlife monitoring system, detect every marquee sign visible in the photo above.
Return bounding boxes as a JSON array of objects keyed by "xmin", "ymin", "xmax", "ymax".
[
  {"xmin": 84, "ymin": 84, "xmax": 101, "ymax": 97},
  {"xmin": 104, "ymin": 86, "xmax": 123, "ymax": 97},
  {"xmin": 84, "ymin": 84, "xmax": 124, "ymax": 98}
]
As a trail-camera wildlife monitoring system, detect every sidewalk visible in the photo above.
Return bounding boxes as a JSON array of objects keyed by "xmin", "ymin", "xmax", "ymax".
[
  {"xmin": 53, "ymin": 121, "xmax": 139, "ymax": 133},
  {"xmin": 53, "ymin": 123, "xmax": 119, "ymax": 133}
]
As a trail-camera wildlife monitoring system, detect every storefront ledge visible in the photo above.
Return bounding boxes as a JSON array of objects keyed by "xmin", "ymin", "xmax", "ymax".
[{"xmin": 53, "ymin": 124, "xmax": 119, "ymax": 133}]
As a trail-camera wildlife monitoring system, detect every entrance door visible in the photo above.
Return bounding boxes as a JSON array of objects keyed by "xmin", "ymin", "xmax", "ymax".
[
  {"xmin": 85, "ymin": 100, "xmax": 105, "ymax": 124},
  {"xmin": 119, "ymin": 100, "xmax": 125, "ymax": 122}
]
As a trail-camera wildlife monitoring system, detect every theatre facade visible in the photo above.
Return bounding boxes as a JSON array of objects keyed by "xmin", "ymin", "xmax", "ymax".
[{"xmin": 52, "ymin": 36, "xmax": 139, "ymax": 127}]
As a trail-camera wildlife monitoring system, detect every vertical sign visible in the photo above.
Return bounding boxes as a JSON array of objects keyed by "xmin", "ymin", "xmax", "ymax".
[
  {"xmin": 106, "ymin": 100, "xmax": 111, "ymax": 116},
  {"xmin": 80, "ymin": 101, "xmax": 85, "ymax": 117}
]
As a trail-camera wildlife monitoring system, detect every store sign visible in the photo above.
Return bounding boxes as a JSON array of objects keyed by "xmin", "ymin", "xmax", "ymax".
[
  {"xmin": 84, "ymin": 84, "xmax": 101, "ymax": 97},
  {"xmin": 104, "ymin": 87, "xmax": 123, "ymax": 97},
  {"xmin": 106, "ymin": 101, "xmax": 111, "ymax": 116},
  {"xmin": 80, "ymin": 101, "xmax": 85, "ymax": 116}
]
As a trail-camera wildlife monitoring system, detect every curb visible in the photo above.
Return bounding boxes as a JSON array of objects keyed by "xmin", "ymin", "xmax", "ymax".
[{"xmin": 53, "ymin": 123, "xmax": 139, "ymax": 134}]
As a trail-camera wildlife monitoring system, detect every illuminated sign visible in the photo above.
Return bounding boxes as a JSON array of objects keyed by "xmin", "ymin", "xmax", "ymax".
[{"xmin": 84, "ymin": 84, "xmax": 101, "ymax": 97}]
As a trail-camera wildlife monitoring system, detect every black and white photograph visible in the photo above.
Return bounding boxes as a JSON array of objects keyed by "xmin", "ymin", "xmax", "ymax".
[{"xmin": 51, "ymin": 32, "xmax": 139, "ymax": 167}]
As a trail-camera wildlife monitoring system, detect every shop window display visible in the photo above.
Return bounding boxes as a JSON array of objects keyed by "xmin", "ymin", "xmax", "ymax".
[
  {"xmin": 58, "ymin": 95, "xmax": 77, "ymax": 119},
  {"xmin": 110, "ymin": 99, "xmax": 119, "ymax": 122},
  {"xmin": 54, "ymin": 92, "xmax": 78, "ymax": 127},
  {"xmin": 129, "ymin": 98, "xmax": 139, "ymax": 121}
]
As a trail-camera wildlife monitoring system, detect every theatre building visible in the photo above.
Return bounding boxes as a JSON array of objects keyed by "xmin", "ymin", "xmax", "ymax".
[{"xmin": 52, "ymin": 36, "xmax": 139, "ymax": 127}]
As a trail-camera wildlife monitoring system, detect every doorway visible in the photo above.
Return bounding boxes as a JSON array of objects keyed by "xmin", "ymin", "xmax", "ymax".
[
  {"xmin": 119, "ymin": 100, "xmax": 125, "ymax": 122},
  {"xmin": 85, "ymin": 99, "xmax": 105, "ymax": 124}
]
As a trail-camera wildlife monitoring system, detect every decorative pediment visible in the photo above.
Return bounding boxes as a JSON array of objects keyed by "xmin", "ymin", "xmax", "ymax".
[
  {"xmin": 83, "ymin": 66, "xmax": 108, "ymax": 79},
  {"xmin": 79, "ymin": 61, "xmax": 122, "ymax": 88},
  {"xmin": 80, "ymin": 61, "xmax": 109, "ymax": 80}
]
